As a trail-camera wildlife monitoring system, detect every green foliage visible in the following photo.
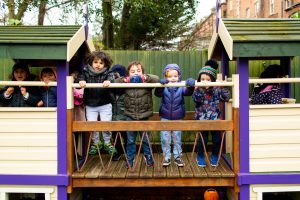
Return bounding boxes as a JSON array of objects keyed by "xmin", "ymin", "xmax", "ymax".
[
  {"xmin": 291, "ymin": 11, "xmax": 300, "ymax": 18},
  {"xmin": 8, "ymin": 18, "xmax": 21, "ymax": 25}
]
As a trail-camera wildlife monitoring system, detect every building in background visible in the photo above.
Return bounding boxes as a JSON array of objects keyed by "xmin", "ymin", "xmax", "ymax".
[{"xmin": 180, "ymin": 0, "xmax": 300, "ymax": 50}]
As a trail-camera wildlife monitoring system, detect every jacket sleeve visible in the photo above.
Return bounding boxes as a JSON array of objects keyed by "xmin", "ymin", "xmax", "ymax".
[
  {"xmin": 182, "ymin": 87, "xmax": 195, "ymax": 96},
  {"xmin": 154, "ymin": 87, "xmax": 164, "ymax": 97},
  {"xmin": 25, "ymin": 86, "xmax": 41, "ymax": 106},
  {"xmin": 107, "ymin": 71, "xmax": 115, "ymax": 82},
  {"xmin": 145, "ymin": 74, "xmax": 159, "ymax": 83},
  {"xmin": 220, "ymin": 87, "xmax": 231, "ymax": 102},
  {"xmin": 113, "ymin": 77, "xmax": 126, "ymax": 83}
]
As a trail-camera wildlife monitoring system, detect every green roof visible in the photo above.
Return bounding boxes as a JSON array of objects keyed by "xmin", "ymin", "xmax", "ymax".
[
  {"xmin": 208, "ymin": 18, "xmax": 300, "ymax": 60},
  {"xmin": 0, "ymin": 25, "xmax": 94, "ymax": 61}
]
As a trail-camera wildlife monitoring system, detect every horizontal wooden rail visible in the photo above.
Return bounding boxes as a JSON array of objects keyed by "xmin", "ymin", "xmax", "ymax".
[
  {"xmin": 72, "ymin": 120, "xmax": 233, "ymax": 132},
  {"xmin": 0, "ymin": 81, "xmax": 57, "ymax": 86},
  {"xmin": 249, "ymin": 77, "xmax": 300, "ymax": 84}
]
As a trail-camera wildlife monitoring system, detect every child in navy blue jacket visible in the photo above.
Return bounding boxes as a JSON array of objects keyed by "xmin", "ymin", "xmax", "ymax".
[
  {"xmin": 37, "ymin": 67, "xmax": 57, "ymax": 107},
  {"xmin": 155, "ymin": 63, "xmax": 195, "ymax": 167}
]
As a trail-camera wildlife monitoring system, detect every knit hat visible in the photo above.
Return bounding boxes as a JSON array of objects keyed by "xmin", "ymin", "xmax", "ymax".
[
  {"xmin": 162, "ymin": 63, "xmax": 182, "ymax": 81},
  {"xmin": 111, "ymin": 64, "xmax": 126, "ymax": 77},
  {"xmin": 198, "ymin": 66, "xmax": 218, "ymax": 82},
  {"xmin": 11, "ymin": 62, "xmax": 30, "ymax": 80}
]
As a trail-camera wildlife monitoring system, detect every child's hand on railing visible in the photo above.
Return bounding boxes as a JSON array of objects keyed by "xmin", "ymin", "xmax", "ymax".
[
  {"xmin": 186, "ymin": 78, "xmax": 195, "ymax": 87},
  {"xmin": 5, "ymin": 87, "xmax": 14, "ymax": 96},
  {"xmin": 159, "ymin": 78, "xmax": 169, "ymax": 85},
  {"xmin": 79, "ymin": 81, "xmax": 86, "ymax": 88},
  {"xmin": 103, "ymin": 80, "xmax": 111, "ymax": 87}
]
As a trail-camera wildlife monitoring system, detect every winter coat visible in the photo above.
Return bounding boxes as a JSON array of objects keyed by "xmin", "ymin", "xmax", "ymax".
[
  {"xmin": 39, "ymin": 86, "xmax": 57, "ymax": 107},
  {"xmin": 251, "ymin": 84, "xmax": 282, "ymax": 104},
  {"xmin": 193, "ymin": 87, "xmax": 230, "ymax": 120},
  {"xmin": 77, "ymin": 65, "xmax": 114, "ymax": 107},
  {"xmin": 155, "ymin": 87, "xmax": 193, "ymax": 120},
  {"xmin": 114, "ymin": 74, "xmax": 159, "ymax": 120},
  {"xmin": 0, "ymin": 86, "xmax": 40, "ymax": 107}
]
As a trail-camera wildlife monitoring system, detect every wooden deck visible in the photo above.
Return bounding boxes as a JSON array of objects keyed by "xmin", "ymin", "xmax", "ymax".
[{"xmin": 72, "ymin": 153, "xmax": 235, "ymax": 188}]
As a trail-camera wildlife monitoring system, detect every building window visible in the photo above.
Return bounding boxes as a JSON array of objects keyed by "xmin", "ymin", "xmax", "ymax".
[
  {"xmin": 286, "ymin": 0, "xmax": 292, "ymax": 8},
  {"xmin": 246, "ymin": 7, "xmax": 250, "ymax": 18},
  {"xmin": 254, "ymin": 0, "xmax": 260, "ymax": 17},
  {"xmin": 270, "ymin": 0, "xmax": 274, "ymax": 15},
  {"xmin": 236, "ymin": 0, "xmax": 240, "ymax": 17}
]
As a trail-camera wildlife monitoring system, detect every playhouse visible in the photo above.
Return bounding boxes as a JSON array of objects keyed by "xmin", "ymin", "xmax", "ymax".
[
  {"xmin": 1, "ymin": 18, "xmax": 300, "ymax": 200},
  {"xmin": 208, "ymin": 18, "xmax": 300, "ymax": 200},
  {"xmin": 0, "ymin": 25, "xmax": 94, "ymax": 200}
]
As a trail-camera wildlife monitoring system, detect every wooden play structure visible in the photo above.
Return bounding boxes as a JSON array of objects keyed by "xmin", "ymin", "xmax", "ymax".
[{"xmin": 1, "ymin": 18, "xmax": 300, "ymax": 200}]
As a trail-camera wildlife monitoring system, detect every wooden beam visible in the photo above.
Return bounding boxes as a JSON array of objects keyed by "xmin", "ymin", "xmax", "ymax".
[
  {"xmin": 73, "ymin": 120, "xmax": 234, "ymax": 132},
  {"xmin": 72, "ymin": 178, "xmax": 235, "ymax": 187}
]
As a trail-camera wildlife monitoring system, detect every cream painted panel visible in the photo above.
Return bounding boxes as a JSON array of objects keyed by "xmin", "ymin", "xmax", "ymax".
[
  {"xmin": 0, "ymin": 121, "xmax": 56, "ymax": 132},
  {"xmin": 225, "ymin": 102, "xmax": 233, "ymax": 153},
  {"xmin": 0, "ymin": 161, "xmax": 57, "ymax": 174},
  {"xmin": 250, "ymin": 144, "xmax": 300, "ymax": 158},
  {"xmin": 0, "ymin": 110, "xmax": 57, "ymax": 175},
  {"xmin": 250, "ymin": 115, "xmax": 300, "ymax": 130},
  {"xmin": 0, "ymin": 147, "xmax": 57, "ymax": 160},
  {"xmin": 0, "ymin": 132, "xmax": 56, "ymax": 146},
  {"xmin": 0, "ymin": 110, "xmax": 56, "ymax": 119},
  {"xmin": 250, "ymin": 130, "xmax": 300, "ymax": 144},
  {"xmin": 250, "ymin": 107, "xmax": 300, "ymax": 117},
  {"xmin": 250, "ymin": 158, "xmax": 300, "ymax": 172}
]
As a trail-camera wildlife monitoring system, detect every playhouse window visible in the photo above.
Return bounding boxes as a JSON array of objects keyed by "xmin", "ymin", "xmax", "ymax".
[{"xmin": 0, "ymin": 187, "xmax": 53, "ymax": 200}]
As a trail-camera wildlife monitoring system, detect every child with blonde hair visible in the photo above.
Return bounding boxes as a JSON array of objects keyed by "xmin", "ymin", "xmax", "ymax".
[{"xmin": 155, "ymin": 63, "xmax": 195, "ymax": 167}]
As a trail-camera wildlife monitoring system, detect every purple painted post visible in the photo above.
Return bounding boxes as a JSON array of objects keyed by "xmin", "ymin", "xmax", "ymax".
[
  {"xmin": 237, "ymin": 57, "xmax": 250, "ymax": 200},
  {"xmin": 57, "ymin": 61, "xmax": 69, "ymax": 200},
  {"xmin": 237, "ymin": 57, "xmax": 249, "ymax": 173}
]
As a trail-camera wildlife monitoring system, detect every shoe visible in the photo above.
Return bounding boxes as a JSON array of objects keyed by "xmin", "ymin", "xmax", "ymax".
[
  {"xmin": 144, "ymin": 155, "xmax": 154, "ymax": 167},
  {"xmin": 197, "ymin": 155, "xmax": 206, "ymax": 167},
  {"xmin": 112, "ymin": 153, "xmax": 122, "ymax": 161},
  {"xmin": 88, "ymin": 145, "xmax": 97, "ymax": 155},
  {"xmin": 162, "ymin": 159, "xmax": 171, "ymax": 167},
  {"xmin": 174, "ymin": 157, "xmax": 185, "ymax": 167},
  {"xmin": 104, "ymin": 143, "xmax": 117, "ymax": 155},
  {"xmin": 210, "ymin": 155, "xmax": 218, "ymax": 167}
]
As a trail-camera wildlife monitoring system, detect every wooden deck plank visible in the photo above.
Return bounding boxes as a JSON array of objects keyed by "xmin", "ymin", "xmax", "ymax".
[
  {"xmin": 99, "ymin": 155, "xmax": 119, "ymax": 178},
  {"xmin": 153, "ymin": 153, "xmax": 166, "ymax": 178},
  {"xmin": 179, "ymin": 153, "xmax": 194, "ymax": 178},
  {"xmin": 218, "ymin": 157, "xmax": 235, "ymax": 177},
  {"xmin": 186, "ymin": 153, "xmax": 207, "ymax": 177},
  {"xmin": 85, "ymin": 155, "xmax": 106, "ymax": 178},
  {"xmin": 139, "ymin": 156, "xmax": 154, "ymax": 178},
  {"xmin": 72, "ymin": 156, "xmax": 98, "ymax": 178},
  {"xmin": 126, "ymin": 155, "xmax": 142, "ymax": 178},
  {"xmin": 204, "ymin": 156, "xmax": 222, "ymax": 178},
  {"xmin": 166, "ymin": 158, "xmax": 180, "ymax": 178},
  {"xmin": 112, "ymin": 159, "xmax": 128, "ymax": 178}
]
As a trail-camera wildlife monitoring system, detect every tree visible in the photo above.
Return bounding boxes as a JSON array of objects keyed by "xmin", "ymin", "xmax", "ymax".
[{"xmin": 112, "ymin": 0, "xmax": 199, "ymax": 50}]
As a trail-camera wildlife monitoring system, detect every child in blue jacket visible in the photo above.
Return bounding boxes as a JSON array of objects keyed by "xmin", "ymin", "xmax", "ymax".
[{"xmin": 155, "ymin": 63, "xmax": 195, "ymax": 167}]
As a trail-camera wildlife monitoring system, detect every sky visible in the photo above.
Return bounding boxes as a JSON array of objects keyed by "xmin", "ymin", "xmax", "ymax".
[{"xmin": 195, "ymin": 1, "xmax": 217, "ymax": 22}]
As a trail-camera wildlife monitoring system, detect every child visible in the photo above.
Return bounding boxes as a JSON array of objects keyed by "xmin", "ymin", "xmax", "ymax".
[
  {"xmin": 77, "ymin": 50, "xmax": 116, "ymax": 156},
  {"xmin": 0, "ymin": 62, "xmax": 40, "ymax": 107},
  {"xmin": 37, "ymin": 67, "xmax": 57, "ymax": 107},
  {"xmin": 154, "ymin": 63, "xmax": 195, "ymax": 167},
  {"xmin": 114, "ymin": 61, "xmax": 159, "ymax": 168},
  {"xmin": 192, "ymin": 61, "xmax": 230, "ymax": 167},
  {"xmin": 110, "ymin": 64, "xmax": 127, "ymax": 161},
  {"xmin": 251, "ymin": 64, "xmax": 284, "ymax": 104}
]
